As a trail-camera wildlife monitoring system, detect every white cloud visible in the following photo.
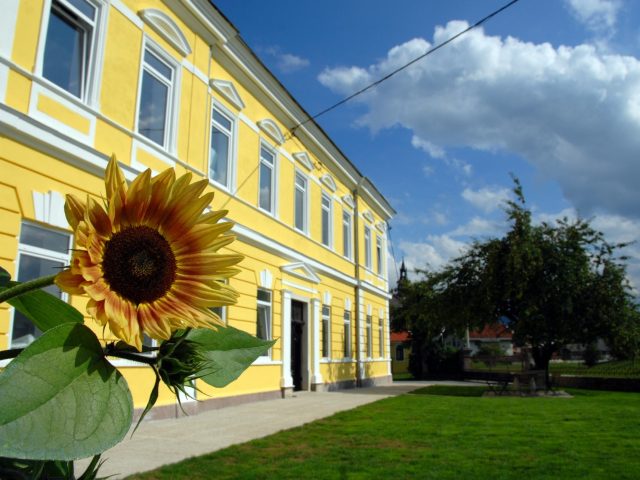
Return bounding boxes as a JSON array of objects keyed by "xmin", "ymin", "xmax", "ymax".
[
  {"xmin": 412, "ymin": 134, "xmax": 472, "ymax": 175},
  {"xmin": 449, "ymin": 216, "xmax": 504, "ymax": 237},
  {"xmin": 399, "ymin": 235, "xmax": 468, "ymax": 275},
  {"xmin": 565, "ymin": 0, "xmax": 622, "ymax": 34},
  {"xmin": 462, "ymin": 186, "xmax": 511, "ymax": 214},
  {"xmin": 318, "ymin": 22, "xmax": 640, "ymax": 220},
  {"xmin": 264, "ymin": 47, "xmax": 310, "ymax": 73}
]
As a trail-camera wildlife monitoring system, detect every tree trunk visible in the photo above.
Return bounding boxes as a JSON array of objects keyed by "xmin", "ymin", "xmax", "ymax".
[{"xmin": 531, "ymin": 346, "xmax": 553, "ymax": 390}]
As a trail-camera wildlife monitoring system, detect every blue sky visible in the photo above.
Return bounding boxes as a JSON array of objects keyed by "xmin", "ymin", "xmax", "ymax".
[{"xmin": 213, "ymin": 0, "xmax": 640, "ymax": 288}]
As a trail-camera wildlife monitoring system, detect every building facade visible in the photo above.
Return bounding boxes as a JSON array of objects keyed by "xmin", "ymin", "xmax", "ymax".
[{"xmin": 0, "ymin": 0, "xmax": 395, "ymax": 416}]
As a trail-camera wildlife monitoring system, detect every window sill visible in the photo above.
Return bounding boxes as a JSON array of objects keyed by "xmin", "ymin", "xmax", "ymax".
[{"xmin": 252, "ymin": 357, "xmax": 282, "ymax": 366}]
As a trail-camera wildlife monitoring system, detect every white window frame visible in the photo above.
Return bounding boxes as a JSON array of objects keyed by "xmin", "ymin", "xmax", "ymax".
[
  {"xmin": 208, "ymin": 101, "xmax": 237, "ymax": 192},
  {"xmin": 322, "ymin": 304, "xmax": 331, "ymax": 359},
  {"xmin": 366, "ymin": 315, "xmax": 373, "ymax": 359},
  {"xmin": 376, "ymin": 235, "xmax": 383, "ymax": 276},
  {"xmin": 135, "ymin": 38, "xmax": 180, "ymax": 153},
  {"xmin": 9, "ymin": 223, "xmax": 72, "ymax": 349},
  {"xmin": 35, "ymin": 0, "xmax": 107, "ymax": 106},
  {"xmin": 342, "ymin": 209, "xmax": 353, "ymax": 260},
  {"xmin": 258, "ymin": 141, "xmax": 277, "ymax": 216},
  {"xmin": 364, "ymin": 226, "xmax": 372, "ymax": 270},
  {"xmin": 256, "ymin": 288, "xmax": 272, "ymax": 358},
  {"xmin": 293, "ymin": 170, "xmax": 309, "ymax": 234},
  {"xmin": 321, "ymin": 192, "xmax": 333, "ymax": 248},
  {"xmin": 343, "ymin": 310, "xmax": 351, "ymax": 359}
]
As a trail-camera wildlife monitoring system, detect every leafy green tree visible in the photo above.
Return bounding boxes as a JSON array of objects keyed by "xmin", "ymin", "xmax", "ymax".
[{"xmin": 395, "ymin": 178, "xmax": 639, "ymax": 386}]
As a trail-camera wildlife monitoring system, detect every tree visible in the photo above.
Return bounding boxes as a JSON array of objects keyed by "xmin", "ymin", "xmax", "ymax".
[{"xmin": 397, "ymin": 178, "xmax": 639, "ymax": 387}]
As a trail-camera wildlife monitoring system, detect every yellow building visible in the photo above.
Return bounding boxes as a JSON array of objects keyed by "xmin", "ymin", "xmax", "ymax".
[{"xmin": 0, "ymin": 0, "xmax": 395, "ymax": 418}]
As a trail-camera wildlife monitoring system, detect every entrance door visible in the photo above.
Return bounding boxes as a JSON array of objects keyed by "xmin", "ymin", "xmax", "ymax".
[{"xmin": 290, "ymin": 300, "xmax": 305, "ymax": 391}]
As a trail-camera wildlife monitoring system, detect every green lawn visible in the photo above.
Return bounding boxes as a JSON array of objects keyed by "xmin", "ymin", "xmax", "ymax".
[
  {"xmin": 549, "ymin": 360, "xmax": 640, "ymax": 378},
  {"xmin": 128, "ymin": 387, "xmax": 640, "ymax": 480}
]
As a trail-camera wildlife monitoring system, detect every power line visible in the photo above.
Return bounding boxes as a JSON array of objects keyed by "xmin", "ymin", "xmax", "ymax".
[{"xmin": 288, "ymin": 0, "xmax": 521, "ymax": 137}]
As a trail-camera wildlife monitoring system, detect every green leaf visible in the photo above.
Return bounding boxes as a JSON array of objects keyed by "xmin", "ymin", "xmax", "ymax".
[
  {"xmin": 188, "ymin": 326, "xmax": 275, "ymax": 388},
  {"xmin": 1, "ymin": 280, "xmax": 83, "ymax": 331},
  {"xmin": 0, "ymin": 323, "xmax": 133, "ymax": 460},
  {"xmin": 0, "ymin": 267, "xmax": 9, "ymax": 287}
]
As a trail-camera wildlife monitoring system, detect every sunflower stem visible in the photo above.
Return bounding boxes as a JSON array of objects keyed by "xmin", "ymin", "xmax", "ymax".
[
  {"xmin": 106, "ymin": 350, "xmax": 159, "ymax": 366},
  {"xmin": 0, "ymin": 274, "xmax": 58, "ymax": 303},
  {"xmin": 0, "ymin": 348, "xmax": 23, "ymax": 360}
]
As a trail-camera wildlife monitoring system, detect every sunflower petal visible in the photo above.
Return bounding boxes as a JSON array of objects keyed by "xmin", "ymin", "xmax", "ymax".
[
  {"xmin": 105, "ymin": 154, "xmax": 127, "ymax": 203},
  {"xmin": 64, "ymin": 195, "xmax": 86, "ymax": 230}
]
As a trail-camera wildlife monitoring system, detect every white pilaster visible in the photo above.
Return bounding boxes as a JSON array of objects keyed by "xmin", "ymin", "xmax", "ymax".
[
  {"xmin": 280, "ymin": 290, "xmax": 294, "ymax": 389},
  {"xmin": 311, "ymin": 298, "xmax": 323, "ymax": 385},
  {"xmin": 357, "ymin": 289, "xmax": 366, "ymax": 381}
]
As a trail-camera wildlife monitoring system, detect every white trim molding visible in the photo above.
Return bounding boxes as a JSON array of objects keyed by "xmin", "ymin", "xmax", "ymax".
[
  {"xmin": 32, "ymin": 190, "xmax": 68, "ymax": 229},
  {"xmin": 209, "ymin": 78, "xmax": 245, "ymax": 110},
  {"xmin": 258, "ymin": 269, "xmax": 273, "ymax": 289},
  {"xmin": 376, "ymin": 221, "xmax": 387, "ymax": 233},
  {"xmin": 363, "ymin": 210, "xmax": 374, "ymax": 223},
  {"xmin": 344, "ymin": 297, "xmax": 352, "ymax": 311},
  {"xmin": 281, "ymin": 262, "xmax": 321, "ymax": 284},
  {"xmin": 292, "ymin": 151, "xmax": 313, "ymax": 171},
  {"xmin": 138, "ymin": 8, "xmax": 192, "ymax": 56},
  {"xmin": 257, "ymin": 118, "xmax": 285, "ymax": 145},
  {"xmin": 323, "ymin": 291, "xmax": 332, "ymax": 305}
]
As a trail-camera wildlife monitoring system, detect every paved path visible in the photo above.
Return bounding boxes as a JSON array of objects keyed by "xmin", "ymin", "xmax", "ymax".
[{"xmin": 76, "ymin": 381, "xmax": 450, "ymax": 478}]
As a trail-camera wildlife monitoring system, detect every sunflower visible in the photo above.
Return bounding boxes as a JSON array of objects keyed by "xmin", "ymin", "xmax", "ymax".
[{"xmin": 56, "ymin": 155, "xmax": 243, "ymax": 351}]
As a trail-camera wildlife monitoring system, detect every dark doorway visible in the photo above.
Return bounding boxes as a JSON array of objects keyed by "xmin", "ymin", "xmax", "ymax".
[{"xmin": 291, "ymin": 300, "xmax": 305, "ymax": 391}]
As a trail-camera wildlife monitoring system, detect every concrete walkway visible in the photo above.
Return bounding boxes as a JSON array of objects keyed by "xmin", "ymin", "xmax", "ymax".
[{"xmin": 76, "ymin": 381, "xmax": 452, "ymax": 478}]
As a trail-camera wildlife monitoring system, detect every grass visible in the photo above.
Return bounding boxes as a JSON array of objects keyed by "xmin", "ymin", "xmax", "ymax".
[
  {"xmin": 411, "ymin": 385, "xmax": 487, "ymax": 397},
  {"xmin": 549, "ymin": 360, "xmax": 640, "ymax": 378},
  {"xmin": 468, "ymin": 359, "xmax": 640, "ymax": 378},
  {"xmin": 128, "ymin": 387, "xmax": 640, "ymax": 480},
  {"xmin": 392, "ymin": 371, "xmax": 415, "ymax": 381}
]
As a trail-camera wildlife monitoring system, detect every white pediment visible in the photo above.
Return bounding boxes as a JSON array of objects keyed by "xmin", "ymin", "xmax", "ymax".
[
  {"xmin": 344, "ymin": 297, "xmax": 352, "ymax": 310},
  {"xmin": 363, "ymin": 210, "xmax": 374, "ymax": 223},
  {"xmin": 320, "ymin": 174, "xmax": 337, "ymax": 192},
  {"xmin": 376, "ymin": 221, "xmax": 387, "ymax": 233},
  {"xmin": 210, "ymin": 79, "xmax": 245, "ymax": 110},
  {"xmin": 258, "ymin": 118, "xmax": 285, "ymax": 145},
  {"xmin": 293, "ymin": 152, "xmax": 313, "ymax": 170},
  {"xmin": 139, "ymin": 9, "xmax": 192, "ymax": 57},
  {"xmin": 342, "ymin": 194, "xmax": 355, "ymax": 209},
  {"xmin": 280, "ymin": 262, "xmax": 320, "ymax": 284}
]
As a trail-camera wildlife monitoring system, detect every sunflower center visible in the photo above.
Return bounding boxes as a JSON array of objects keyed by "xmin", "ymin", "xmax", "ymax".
[{"xmin": 102, "ymin": 226, "xmax": 176, "ymax": 304}]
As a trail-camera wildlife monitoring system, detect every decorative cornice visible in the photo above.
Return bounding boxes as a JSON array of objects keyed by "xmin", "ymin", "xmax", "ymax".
[
  {"xmin": 320, "ymin": 173, "xmax": 337, "ymax": 192},
  {"xmin": 209, "ymin": 78, "xmax": 245, "ymax": 110},
  {"xmin": 257, "ymin": 118, "xmax": 285, "ymax": 145},
  {"xmin": 292, "ymin": 151, "xmax": 313, "ymax": 171},
  {"xmin": 139, "ymin": 9, "xmax": 192, "ymax": 57}
]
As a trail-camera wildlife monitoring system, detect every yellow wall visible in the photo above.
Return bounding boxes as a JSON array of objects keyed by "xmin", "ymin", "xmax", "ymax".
[{"xmin": 1, "ymin": 0, "xmax": 393, "ymax": 409}]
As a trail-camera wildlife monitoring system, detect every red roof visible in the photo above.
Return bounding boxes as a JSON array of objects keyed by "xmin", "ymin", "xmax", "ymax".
[
  {"xmin": 391, "ymin": 331, "xmax": 410, "ymax": 342},
  {"xmin": 469, "ymin": 324, "xmax": 512, "ymax": 339}
]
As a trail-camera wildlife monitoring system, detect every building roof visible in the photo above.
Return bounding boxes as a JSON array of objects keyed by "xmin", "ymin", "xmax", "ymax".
[
  {"xmin": 469, "ymin": 324, "xmax": 512, "ymax": 339},
  {"xmin": 390, "ymin": 331, "xmax": 411, "ymax": 342}
]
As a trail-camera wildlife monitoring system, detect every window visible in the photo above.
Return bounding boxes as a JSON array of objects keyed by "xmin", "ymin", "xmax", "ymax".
[
  {"xmin": 343, "ymin": 310, "xmax": 351, "ymax": 358},
  {"xmin": 321, "ymin": 305, "xmax": 331, "ymax": 358},
  {"xmin": 210, "ymin": 105, "xmax": 234, "ymax": 189},
  {"xmin": 256, "ymin": 289, "xmax": 272, "ymax": 357},
  {"xmin": 42, "ymin": 0, "xmax": 98, "ymax": 100},
  {"xmin": 294, "ymin": 172, "xmax": 307, "ymax": 232},
  {"xmin": 396, "ymin": 344, "xmax": 404, "ymax": 361},
  {"xmin": 137, "ymin": 47, "xmax": 175, "ymax": 148},
  {"xmin": 259, "ymin": 144, "xmax": 276, "ymax": 213},
  {"xmin": 342, "ymin": 210, "xmax": 352, "ymax": 259},
  {"xmin": 366, "ymin": 315, "xmax": 373, "ymax": 358},
  {"xmin": 11, "ymin": 223, "xmax": 71, "ymax": 348},
  {"xmin": 321, "ymin": 193, "xmax": 332, "ymax": 247},
  {"xmin": 376, "ymin": 235, "xmax": 383, "ymax": 275},
  {"xmin": 364, "ymin": 226, "xmax": 372, "ymax": 269},
  {"xmin": 378, "ymin": 317, "xmax": 384, "ymax": 357}
]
